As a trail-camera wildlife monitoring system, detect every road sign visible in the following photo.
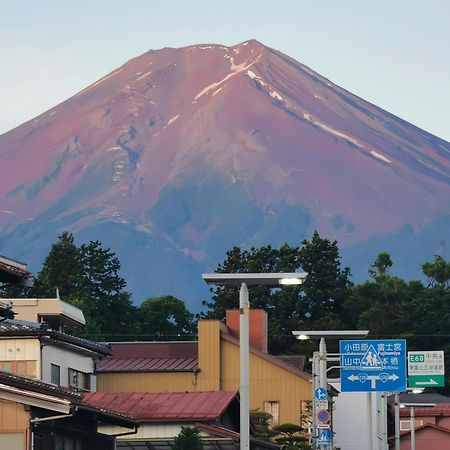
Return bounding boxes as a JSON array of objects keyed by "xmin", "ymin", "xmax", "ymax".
[
  {"xmin": 340, "ymin": 339, "xmax": 407, "ymax": 392},
  {"xmin": 315, "ymin": 400, "xmax": 328, "ymax": 410},
  {"xmin": 317, "ymin": 428, "xmax": 332, "ymax": 444},
  {"xmin": 315, "ymin": 387, "xmax": 327, "ymax": 400},
  {"xmin": 408, "ymin": 351, "xmax": 445, "ymax": 388},
  {"xmin": 317, "ymin": 409, "xmax": 330, "ymax": 423}
]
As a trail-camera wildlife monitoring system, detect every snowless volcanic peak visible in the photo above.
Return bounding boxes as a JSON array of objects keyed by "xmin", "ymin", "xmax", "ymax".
[{"xmin": 1, "ymin": 40, "xmax": 450, "ymax": 302}]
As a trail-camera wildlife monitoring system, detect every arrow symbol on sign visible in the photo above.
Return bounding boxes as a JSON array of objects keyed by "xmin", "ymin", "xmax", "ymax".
[
  {"xmin": 415, "ymin": 379, "xmax": 438, "ymax": 386},
  {"xmin": 348, "ymin": 373, "xmax": 400, "ymax": 388}
]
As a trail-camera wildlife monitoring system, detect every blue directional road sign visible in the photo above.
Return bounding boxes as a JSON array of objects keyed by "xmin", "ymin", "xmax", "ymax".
[
  {"xmin": 315, "ymin": 387, "xmax": 327, "ymax": 400},
  {"xmin": 317, "ymin": 428, "xmax": 332, "ymax": 445},
  {"xmin": 340, "ymin": 339, "xmax": 407, "ymax": 392}
]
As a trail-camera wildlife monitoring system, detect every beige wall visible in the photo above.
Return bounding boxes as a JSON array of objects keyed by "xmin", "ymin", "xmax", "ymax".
[
  {"xmin": 0, "ymin": 400, "xmax": 29, "ymax": 450},
  {"xmin": 0, "ymin": 338, "xmax": 40, "ymax": 378},
  {"xmin": 220, "ymin": 336, "xmax": 311, "ymax": 425}
]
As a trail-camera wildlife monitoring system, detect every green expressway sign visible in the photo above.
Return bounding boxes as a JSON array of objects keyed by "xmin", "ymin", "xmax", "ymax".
[{"xmin": 408, "ymin": 351, "xmax": 445, "ymax": 388}]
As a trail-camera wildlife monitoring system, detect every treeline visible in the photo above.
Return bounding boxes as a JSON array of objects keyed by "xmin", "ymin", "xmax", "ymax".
[
  {"xmin": 1, "ymin": 232, "xmax": 196, "ymax": 341},
  {"xmin": 3, "ymin": 231, "xmax": 450, "ymax": 377}
]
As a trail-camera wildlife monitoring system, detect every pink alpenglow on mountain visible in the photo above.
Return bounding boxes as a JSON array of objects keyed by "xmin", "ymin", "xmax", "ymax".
[{"xmin": 1, "ymin": 40, "xmax": 449, "ymax": 305}]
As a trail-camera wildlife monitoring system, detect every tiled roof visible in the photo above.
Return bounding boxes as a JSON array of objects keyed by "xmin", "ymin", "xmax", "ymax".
[
  {"xmin": 83, "ymin": 390, "xmax": 238, "ymax": 421},
  {"xmin": 0, "ymin": 255, "xmax": 31, "ymax": 285},
  {"xmin": 96, "ymin": 341, "xmax": 198, "ymax": 372},
  {"xmin": 0, "ymin": 370, "xmax": 137, "ymax": 427},
  {"xmin": 395, "ymin": 392, "xmax": 450, "ymax": 404},
  {"xmin": 398, "ymin": 422, "xmax": 450, "ymax": 437},
  {"xmin": 0, "ymin": 319, "xmax": 111, "ymax": 356},
  {"xmin": 0, "ymin": 370, "xmax": 82, "ymax": 400}
]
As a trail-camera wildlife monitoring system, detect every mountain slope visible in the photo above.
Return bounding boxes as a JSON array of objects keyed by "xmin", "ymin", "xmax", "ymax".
[{"xmin": 1, "ymin": 40, "xmax": 449, "ymax": 306}]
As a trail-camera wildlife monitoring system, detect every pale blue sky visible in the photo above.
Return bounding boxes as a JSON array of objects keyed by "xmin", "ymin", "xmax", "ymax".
[{"xmin": 1, "ymin": 0, "xmax": 449, "ymax": 141}]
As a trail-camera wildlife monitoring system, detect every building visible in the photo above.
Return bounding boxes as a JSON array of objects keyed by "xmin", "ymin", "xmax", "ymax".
[
  {"xmin": 0, "ymin": 370, "xmax": 137, "ymax": 450},
  {"xmin": 97, "ymin": 309, "xmax": 312, "ymax": 426},
  {"xmin": 388, "ymin": 392, "xmax": 450, "ymax": 450},
  {"xmin": 84, "ymin": 390, "xmax": 279, "ymax": 450},
  {"xmin": 0, "ymin": 255, "xmax": 32, "ymax": 288},
  {"xmin": 0, "ymin": 255, "xmax": 32, "ymax": 319},
  {"xmin": 0, "ymin": 317, "xmax": 110, "ymax": 391}
]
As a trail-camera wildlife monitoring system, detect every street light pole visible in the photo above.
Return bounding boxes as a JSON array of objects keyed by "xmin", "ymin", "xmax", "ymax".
[
  {"xmin": 394, "ymin": 393, "xmax": 400, "ymax": 450},
  {"xmin": 410, "ymin": 406, "xmax": 416, "ymax": 450},
  {"xmin": 203, "ymin": 272, "xmax": 307, "ymax": 450},
  {"xmin": 239, "ymin": 282, "xmax": 250, "ymax": 450}
]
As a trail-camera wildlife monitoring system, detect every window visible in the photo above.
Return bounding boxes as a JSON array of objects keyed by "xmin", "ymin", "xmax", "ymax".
[
  {"xmin": 263, "ymin": 401, "xmax": 280, "ymax": 427},
  {"xmin": 400, "ymin": 419, "xmax": 423, "ymax": 431},
  {"xmin": 68, "ymin": 368, "xmax": 91, "ymax": 392},
  {"xmin": 51, "ymin": 364, "xmax": 61, "ymax": 385}
]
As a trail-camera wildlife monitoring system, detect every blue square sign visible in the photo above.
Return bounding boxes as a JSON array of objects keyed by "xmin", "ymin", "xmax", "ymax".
[{"xmin": 340, "ymin": 339, "xmax": 407, "ymax": 392}]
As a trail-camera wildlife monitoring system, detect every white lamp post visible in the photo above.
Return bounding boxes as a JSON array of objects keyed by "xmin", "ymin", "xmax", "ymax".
[
  {"xmin": 399, "ymin": 402, "xmax": 436, "ymax": 450},
  {"xmin": 203, "ymin": 272, "xmax": 307, "ymax": 450},
  {"xmin": 293, "ymin": 330, "xmax": 369, "ymax": 450}
]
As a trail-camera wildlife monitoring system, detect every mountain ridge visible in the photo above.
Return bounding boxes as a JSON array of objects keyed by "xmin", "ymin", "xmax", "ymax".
[{"xmin": 1, "ymin": 40, "xmax": 449, "ymax": 306}]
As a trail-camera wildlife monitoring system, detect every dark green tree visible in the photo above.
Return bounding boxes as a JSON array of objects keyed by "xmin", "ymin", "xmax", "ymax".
[
  {"xmin": 249, "ymin": 410, "xmax": 277, "ymax": 441},
  {"xmin": 171, "ymin": 426, "xmax": 204, "ymax": 450},
  {"xmin": 31, "ymin": 231, "xmax": 83, "ymax": 300},
  {"xmin": 273, "ymin": 423, "xmax": 311, "ymax": 449},
  {"xmin": 202, "ymin": 232, "xmax": 351, "ymax": 353},
  {"xmin": 31, "ymin": 232, "xmax": 136, "ymax": 339},
  {"xmin": 138, "ymin": 295, "xmax": 196, "ymax": 339},
  {"xmin": 298, "ymin": 231, "xmax": 352, "ymax": 328},
  {"xmin": 343, "ymin": 276, "xmax": 421, "ymax": 337},
  {"xmin": 422, "ymin": 255, "xmax": 450, "ymax": 288},
  {"xmin": 368, "ymin": 251, "xmax": 393, "ymax": 279}
]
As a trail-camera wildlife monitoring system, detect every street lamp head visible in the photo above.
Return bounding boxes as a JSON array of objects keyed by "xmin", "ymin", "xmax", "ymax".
[
  {"xmin": 292, "ymin": 330, "xmax": 369, "ymax": 340},
  {"xmin": 400, "ymin": 403, "xmax": 436, "ymax": 408},
  {"xmin": 202, "ymin": 272, "xmax": 308, "ymax": 286},
  {"xmin": 408, "ymin": 388, "xmax": 425, "ymax": 394}
]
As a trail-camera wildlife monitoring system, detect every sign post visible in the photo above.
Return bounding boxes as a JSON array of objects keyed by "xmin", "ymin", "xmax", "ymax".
[
  {"xmin": 408, "ymin": 351, "xmax": 445, "ymax": 388},
  {"xmin": 340, "ymin": 340, "xmax": 407, "ymax": 450}
]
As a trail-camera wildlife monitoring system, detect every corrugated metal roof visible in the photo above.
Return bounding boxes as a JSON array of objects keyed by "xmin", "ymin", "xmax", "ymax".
[
  {"xmin": 109, "ymin": 341, "xmax": 198, "ymax": 358},
  {"xmin": 83, "ymin": 391, "xmax": 238, "ymax": 421},
  {"xmin": 96, "ymin": 341, "xmax": 198, "ymax": 372},
  {"xmin": 97, "ymin": 356, "xmax": 198, "ymax": 372}
]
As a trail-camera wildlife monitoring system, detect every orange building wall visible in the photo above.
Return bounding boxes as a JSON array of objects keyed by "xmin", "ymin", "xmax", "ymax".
[
  {"xmin": 197, "ymin": 320, "xmax": 222, "ymax": 391},
  {"xmin": 219, "ymin": 336, "xmax": 311, "ymax": 425}
]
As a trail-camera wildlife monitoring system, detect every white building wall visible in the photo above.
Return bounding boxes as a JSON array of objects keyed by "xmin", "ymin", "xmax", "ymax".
[
  {"xmin": 101, "ymin": 423, "xmax": 184, "ymax": 440},
  {"xmin": 331, "ymin": 382, "xmax": 382, "ymax": 450},
  {"xmin": 41, "ymin": 344, "xmax": 97, "ymax": 391}
]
